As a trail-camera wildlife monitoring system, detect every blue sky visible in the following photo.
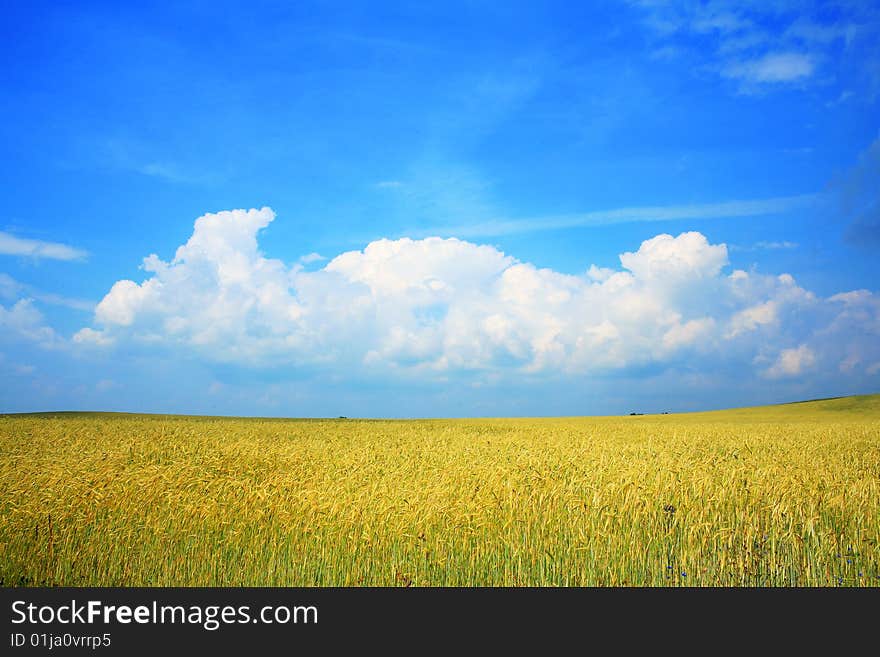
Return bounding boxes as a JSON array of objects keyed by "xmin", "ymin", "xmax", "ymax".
[{"xmin": 1, "ymin": 0, "xmax": 879, "ymax": 417}]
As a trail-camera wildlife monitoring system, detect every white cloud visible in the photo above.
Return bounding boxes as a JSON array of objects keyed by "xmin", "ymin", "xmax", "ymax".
[
  {"xmin": 96, "ymin": 379, "xmax": 118, "ymax": 392},
  {"xmin": 786, "ymin": 19, "xmax": 856, "ymax": 47},
  {"xmin": 95, "ymin": 279, "xmax": 160, "ymax": 327},
  {"xmin": 586, "ymin": 265, "xmax": 615, "ymax": 282},
  {"xmin": 0, "ymin": 299, "xmax": 61, "ymax": 348},
  {"xmin": 0, "ymin": 273, "xmax": 24, "ymax": 301},
  {"xmin": 137, "ymin": 162, "xmax": 213, "ymax": 184},
  {"xmin": 0, "ymin": 273, "xmax": 94, "ymax": 311},
  {"xmin": 724, "ymin": 52, "xmax": 815, "ymax": 84},
  {"xmin": 840, "ymin": 354, "xmax": 860, "ymax": 373},
  {"xmin": 97, "ymin": 137, "xmax": 219, "ymax": 185},
  {"xmin": 74, "ymin": 207, "xmax": 880, "ymax": 385},
  {"xmin": 0, "ymin": 232, "xmax": 88, "ymax": 261},
  {"xmin": 415, "ymin": 194, "xmax": 816, "ymax": 238},
  {"xmin": 729, "ymin": 241, "xmax": 798, "ymax": 252},
  {"xmin": 299, "ymin": 252, "xmax": 326, "ymax": 264},
  {"xmin": 756, "ymin": 241, "xmax": 798, "ymax": 250},
  {"xmin": 726, "ymin": 300, "xmax": 777, "ymax": 338},
  {"xmin": 764, "ymin": 344, "xmax": 816, "ymax": 378},
  {"xmin": 618, "ymin": 231, "xmax": 727, "ymax": 281},
  {"xmin": 661, "ymin": 317, "xmax": 715, "ymax": 352},
  {"xmin": 692, "ymin": 10, "xmax": 751, "ymax": 35},
  {"xmin": 72, "ymin": 327, "xmax": 115, "ymax": 347},
  {"xmin": 630, "ymin": 2, "xmax": 880, "ymax": 95}
]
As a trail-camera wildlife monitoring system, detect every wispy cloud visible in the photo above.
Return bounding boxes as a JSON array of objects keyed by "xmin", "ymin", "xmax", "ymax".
[
  {"xmin": 136, "ymin": 162, "xmax": 220, "ymax": 185},
  {"xmin": 32, "ymin": 292, "xmax": 96, "ymax": 312},
  {"xmin": 0, "ymin": 231, "xmax": 88, "ymax": 261},
  {"xmin": 729, "ymin": 241, "xmax": 799, "ymax": 253},
  {"xmin": 839, "ymin": 136, "xmax": 880, "ymax": 247},
  {"xmin": 0, "ymin": 273, "xmax": 95, "ymax": 311},
  {"xmin": 753, "ymin": 240, "xmax": 799, "ymax": 250},
  {"xmin": 630, "ymin": 1, "xmax": 880, "ymax": 95},
  {"xmin": 785, "ymin": 19, "xmax": 857, "ymax": 47},
  {"xmin": 724, "ymin": 52, "xmax": 815, "ymax": 84},
  {"xmin": 298, "ymin": 252, "xmax": 326, "ymax": 264},
  {"xmin": 692, "ymin": 10, "xmax": 751, "ymax": 35},
  {"xmin": 92, "ymin": 138, "xmax": 220, "ymax": 185},
  {"xmin": 410, "ymin": 194, "xmax": 817, "ymax": 238}
]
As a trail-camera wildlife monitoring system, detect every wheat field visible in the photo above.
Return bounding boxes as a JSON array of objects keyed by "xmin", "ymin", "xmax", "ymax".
[{"xmin": 1, "ymin": 395, "xmax": 878, "ymax": 586}]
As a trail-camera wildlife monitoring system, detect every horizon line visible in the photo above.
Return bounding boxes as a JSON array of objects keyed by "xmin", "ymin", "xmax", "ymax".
[{"xmin": 2, "ymin": 392, "xmax": 872, "ymax": 422}]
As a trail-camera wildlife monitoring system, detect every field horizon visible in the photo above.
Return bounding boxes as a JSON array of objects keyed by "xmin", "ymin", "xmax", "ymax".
[{"xmin": 4, "ymin": 392, "xmax": 878, "ymax": 422}]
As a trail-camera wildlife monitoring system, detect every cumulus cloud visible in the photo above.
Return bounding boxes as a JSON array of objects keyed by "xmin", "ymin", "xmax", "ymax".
[
  {"xmin": 618, "ymin": 231, "xmax": 727, "ymax": 281},
  {"xmin": 726, "ymin": 300, "xmax": 777, "ymax": 338},
  {"xmin": 73, "ymin": 207, "xmax": 880, "ymax": 386},
  {"xmin": 764, "ymin": 344, "xmax": 816, "ymax": 378},
  {"xmin": 72, "ymin": 327, "xmax": 115, "ymax": 347}
]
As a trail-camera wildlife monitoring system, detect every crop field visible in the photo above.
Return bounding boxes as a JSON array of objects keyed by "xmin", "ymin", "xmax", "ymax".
[{"xmin": 1, "ymin": 395, "xmax": 878, "ymax": 587}]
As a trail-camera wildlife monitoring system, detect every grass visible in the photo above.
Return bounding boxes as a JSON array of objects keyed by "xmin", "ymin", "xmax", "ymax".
[{"xmin": 1, "ymin": 395, "xmax": 878, "ymax": 586}]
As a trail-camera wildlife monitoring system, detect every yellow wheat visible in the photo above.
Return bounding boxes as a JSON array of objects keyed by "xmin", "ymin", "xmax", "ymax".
[{"xmin": 1, "ymin": 396, "xmax": 878, "ymax": 586}]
